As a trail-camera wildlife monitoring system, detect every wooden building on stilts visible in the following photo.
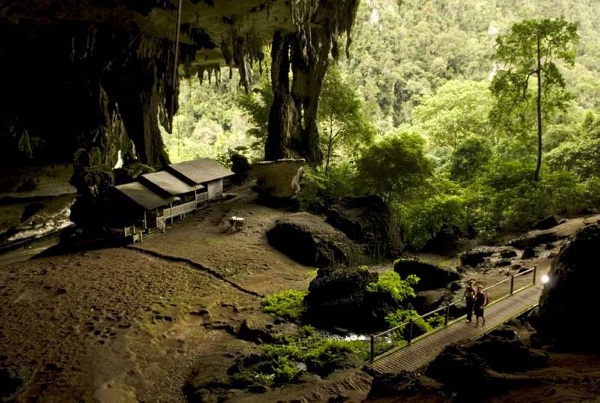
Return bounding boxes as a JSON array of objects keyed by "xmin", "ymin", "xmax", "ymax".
[{"xmin": 106, "ymin": 158, "xmax": 234, "ymax": 243}]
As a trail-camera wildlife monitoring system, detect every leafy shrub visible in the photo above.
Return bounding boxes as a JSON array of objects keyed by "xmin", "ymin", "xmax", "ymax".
[
  {"xmin": 296, "ymin": 163, "xmax": 358, "ymax": 213},
  {"xmin": 355, "ymin": 132, "xmax": 433, "ymax": 202},
  {"xmin": 394, "ymin": 184, "xmax": 469, "ymax": 249},
  {"xmin": 384, "ymin": 308, "xmax": 434, "ymax": 340},
  {"xmin": 366, "ymin": 270, "xmax": 418, "ymax": 302},
  {"xmin": 263, "ymin": 331, "xmax": 357, "ymax": 377},
  {"xmin": 229, "ymin": 327, "xmax": 361, "ymax": 388},
  {"xmin": 545, "ymin": 137, "xmax": 600, "ymax": 178},
  {"xmin": 261, "ymin": 290, "xmax": 307, "ymax": 321},
  {"xmin": 449, "ymin": 136, "xmax": 493, "ymax": 183},
  {"xmin": 296, "ymin": 167, "xmax": 328, "ymax": 212}
]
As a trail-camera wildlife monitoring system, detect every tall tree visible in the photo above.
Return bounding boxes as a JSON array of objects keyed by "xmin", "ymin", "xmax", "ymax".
[
  {"xmin": 490, "ymin": 18, "xmax": 579, "ymax": 181},
  {"xmin": 318, "ymin": 67, "xmax": 374, "ymax": 175}
]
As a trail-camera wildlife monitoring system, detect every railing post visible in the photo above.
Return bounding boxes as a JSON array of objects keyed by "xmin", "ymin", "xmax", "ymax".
[
  {"xmin": 408, "ymin": 319, "xmax": 414, "ymax": 344},
  {"xmin": 533, "ymin": 265, "xmax": 537, "ymax": 284},
  {"xmin": 510, "ymin": 275, "xmax": 515, "ymax": 295},
  {"xmin": 444, "ymin": 304, "xmax": 450, "ymax": 326},
  {"xmin": 370, "ymin": 335, "xmax": 375, "ymax": 362}
]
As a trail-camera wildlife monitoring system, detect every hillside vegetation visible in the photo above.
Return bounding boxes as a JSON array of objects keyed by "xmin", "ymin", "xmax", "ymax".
[{"xmin": 162, "ymin": 0, "xmax": 600, "ymax": 248}]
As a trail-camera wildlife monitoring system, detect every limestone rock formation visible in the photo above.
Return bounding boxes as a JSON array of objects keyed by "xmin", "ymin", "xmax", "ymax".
[
  {"xmin": 266, "ymin": 212, "xmax": 364, "ymax": 268},
  {"xmin": 251, "ymin": 158, "xmax": 305, "ymax": 199},
  {"xmin": 1, "ymin": 0, "xmax": 361, "ymax": 231},
  {"xmin": 533, "ymin": 223, "xmax": 600, "ymax": 351},
  {"xmin": 325, "ymin": 196, "xmax": 403, "ymax": 259},
  {"xmin": 303, "ymin": 265, "xmax": 397, "ymax": 331},
  {"xmin": 460, "ymin": 245, "xmax": 515, "ymax": 268},
  {"xmin": 394, "ymin": 257, "xmax": 461, "ymax": 291},
  {"xmin": 424, "ymin": 323, "xmax": 548, "ymax": 399}
]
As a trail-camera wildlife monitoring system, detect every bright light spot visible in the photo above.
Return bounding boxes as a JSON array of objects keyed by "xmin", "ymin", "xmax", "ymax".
[
  {"xmin": 114, "ymin": 150, "xmax": 123, "ymax": 169},
  {"xmin": 541, "ymin": 274, "xmax": 550, "ymax": 284}
]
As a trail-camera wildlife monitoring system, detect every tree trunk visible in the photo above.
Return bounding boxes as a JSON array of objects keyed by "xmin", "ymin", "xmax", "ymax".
[
  {"xmin": 325, "ymin": 121, "xmax": 334, "ymax": 176},
  {"xmin": 535, "ymin": 31, "xmax": 543, "ymax": 182}
]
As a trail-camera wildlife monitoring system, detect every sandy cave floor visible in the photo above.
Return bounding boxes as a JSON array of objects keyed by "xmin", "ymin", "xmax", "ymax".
[{"xmin": 1, "ymin": 183, "xmax": 600, "ymax": 402}]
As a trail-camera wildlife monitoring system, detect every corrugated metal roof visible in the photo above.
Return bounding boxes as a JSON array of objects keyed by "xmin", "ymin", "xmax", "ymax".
[
  {"xmin": 167, "ymin": 158, "xmax": 234, "ymax": 185},
  {"xmin": 115, "ymin": 182, "xmax": 179, "ymax": 210},
  {"xmin": 140, "ymin": 170, "xmax": 203, "ymax": 196}
]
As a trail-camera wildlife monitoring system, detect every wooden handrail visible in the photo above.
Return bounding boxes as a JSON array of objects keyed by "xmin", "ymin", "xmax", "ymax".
[{"xmin": 369, "ymin": 266, "xmax": 537, "ymax": 361}]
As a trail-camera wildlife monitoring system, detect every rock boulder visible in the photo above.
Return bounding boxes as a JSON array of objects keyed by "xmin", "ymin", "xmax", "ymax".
[
  {"xmin": 250, "ymin": 159, "xmax": 305, "ymax": 199},
  {"xmin": 325, "ymin": 196, "xmax": 403, "ymax": 259},
  {"xmin": 393, "ymin": 258, "xmax": 461, "ymax": 291},
  {"xmin": 533, "ymin": 224, "xmax": 600, "ymax": 351},
  {"xmin": 266, "ymin": 213, "xmax": 364, "ymax": 268}
]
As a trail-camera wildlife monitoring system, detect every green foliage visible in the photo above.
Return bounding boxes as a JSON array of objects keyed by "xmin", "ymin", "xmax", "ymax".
[
  {"xmin": 384, "ymin": 308, "xmax": 437, "ymax": 340},
  {"xmin": 160, "ymin": 0, "xmax": 600, "ymax": 255},
  {"xmin": 545, "ymin": 137, "xmax": 600, "ymax": 178},
  {"xmin": 229, "ymin": 354, "xmax": 302, "ymax": 388},
  {"xmin": 262, "ymin": 336, "xmax": 356, "ymax": 379},
  {"xmin": 261, "ymin": 290, "xmax": 308, "ymax": 322},
  {"xmin": 412, "ymin": 80, "xmax": 494, "ymax": 151},
  {"xmin": 161, "ymin": 75, "xmax": 258, "ymax": 163},
  {"xmin": 468, "ymin": 166, "xmax": 593, "ymax": 241},
  {"xmin": 236, "ymin": 72, "xmax": 273, "ymax": 149},
  {"xmin": 448, "ymin": 136, "xmax": 493, "ymax": 183},
  {"xmin": 355, "ymin": 132, "xmax": 433, "ymax": 202},
  {"xmin": 543, "ymin": 124, "xmax": 577, "ymax": 152},
  {"xmin": 296, "ymin": 163, "xmax": 359, "ymax": 213},
  {"xmin": 581, "ymin": 177, "xmax": 600, "ymax": 209},
  {"xmin": 319, "ymin": 66, "xmax": 376, "ymax": 174},
  {"xmin": 230, "ymin": 327, "xmax": 361, "ymax": 388},
  {"xmin": 366, "ymin": 270, "xmax": 418, "ymax": 302},
  {"xmin": 490, "ymin": 17, "xmax": 580, "ymax": 181},
  {"xmin": 537, "ymin": 170, "xmax": 589, "ymax": 214},
  {"xmin": 394, "ymin": 183, "xmax": 470, "ymax": 248}
]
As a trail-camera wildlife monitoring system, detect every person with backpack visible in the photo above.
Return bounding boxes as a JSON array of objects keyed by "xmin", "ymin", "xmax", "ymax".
[{"xmin": 473, "ymin": 284, "xmax": 488, "ymax": 327}]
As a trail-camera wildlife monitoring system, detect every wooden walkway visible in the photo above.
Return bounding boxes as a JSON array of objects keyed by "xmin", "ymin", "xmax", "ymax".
[{"xmin": 366, "ymin": 282, "xmax": 543, "ymax": 374}]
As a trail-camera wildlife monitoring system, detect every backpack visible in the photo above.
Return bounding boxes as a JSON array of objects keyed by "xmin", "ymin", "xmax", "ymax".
[{"xmin": 481, "ymin": 291, "xmax": 488, "ymax": 307}]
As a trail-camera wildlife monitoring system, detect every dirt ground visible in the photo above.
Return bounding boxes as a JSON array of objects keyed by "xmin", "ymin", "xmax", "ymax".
[{"xmin": 1, "ymin": 181, "xmax": 600, "ymax": 402}]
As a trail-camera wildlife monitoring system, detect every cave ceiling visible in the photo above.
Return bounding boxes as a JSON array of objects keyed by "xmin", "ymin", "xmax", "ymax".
[
  {"xmin": 0, "ymin": 1, "xmax": 304, "ymax": 168},
  {"xmin": 1, "ymin": 0, "xmax": 296, "ymax": 68}
]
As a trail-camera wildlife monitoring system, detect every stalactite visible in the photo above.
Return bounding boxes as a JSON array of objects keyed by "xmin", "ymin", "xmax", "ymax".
[
  {"xmin": 233, "ymin": 36, "xmax": 252, "ymax": 92},
  {"xmin": 229, "ymin": 28, "xmax": 266, "ymax": 93},
  {"xmin": 291, "ymin": 0, "xmax": 317, "ymax": 62},
  {"xmin": 197, "ymin": 64, "xmax": 221, "ymax": 86},
  {"xmin": 220, "ymin": 38, "xmax": 233, "ymax": 79}
]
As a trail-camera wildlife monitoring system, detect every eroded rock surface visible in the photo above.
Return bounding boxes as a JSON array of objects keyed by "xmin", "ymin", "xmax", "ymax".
[
  {"xmin": 251, "ymin": 159, "xmax": 305, "ymax": 199},
  {"xmin": 394, "ymin": 257, "xmax": 461, "ymax": 291},
  {"xmin": 533, "ymin": 223, "xmax": 600, "ymax": 351},
  {"xmin": 325, "ymin": 196, "xmax": 403, "ymax": 259},
  {"xmin": 266, "ymin": 212, "xmax": 364, "ymax": 268}
]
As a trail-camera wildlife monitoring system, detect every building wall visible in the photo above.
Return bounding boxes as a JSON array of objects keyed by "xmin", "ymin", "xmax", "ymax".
[{"xmin": 206, "ymin": 179, "xmax": 223, "ymax": 200}]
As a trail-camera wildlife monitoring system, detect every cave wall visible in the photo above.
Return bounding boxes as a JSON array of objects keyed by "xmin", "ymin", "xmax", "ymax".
[
  {"xmin": 0, "ymin": 15, "xmax": 177, "ymax": 231},
  {"xmin": 0, "ymin": 19, "xmax": 172, "ymax": 170}
]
